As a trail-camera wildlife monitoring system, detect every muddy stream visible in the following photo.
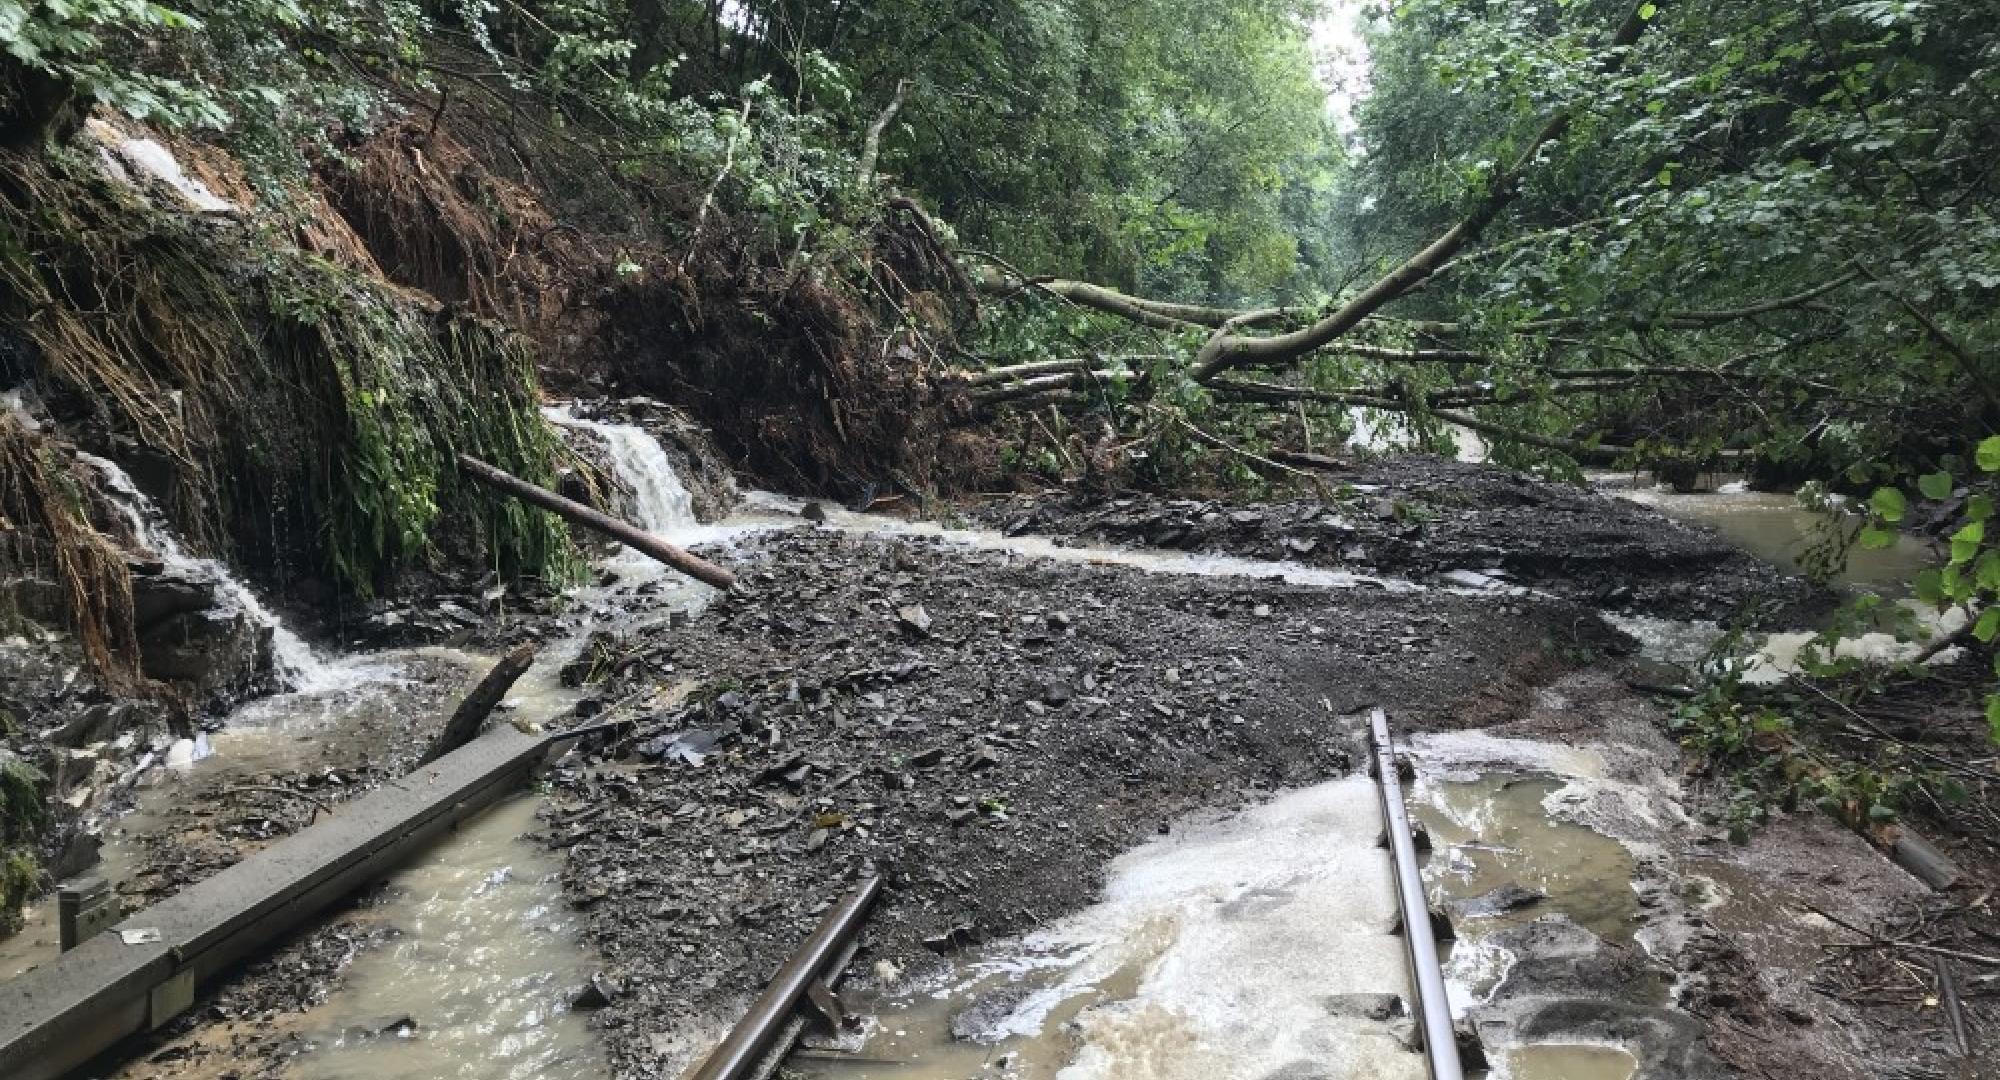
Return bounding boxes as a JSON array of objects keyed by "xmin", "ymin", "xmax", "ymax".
[{"xmin": 2, "ymin": 437, "xmax": 1907, "ymax": 1079}]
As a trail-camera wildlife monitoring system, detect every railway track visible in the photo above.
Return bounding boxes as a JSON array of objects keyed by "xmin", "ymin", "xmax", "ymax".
[{"xmin": 690, "ymin": 705, "xmax": 1470, "ymax": 1080}]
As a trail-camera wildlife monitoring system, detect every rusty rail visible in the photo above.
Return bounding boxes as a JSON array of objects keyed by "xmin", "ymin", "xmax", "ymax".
[{"xmin": 685, "ymin": 876, "xmax": 883, "ymax": 1080}]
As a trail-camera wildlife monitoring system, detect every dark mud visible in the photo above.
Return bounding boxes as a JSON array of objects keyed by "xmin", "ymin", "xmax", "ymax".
[
  {"xmin": 969, "ymin": 457, "xmax": 1831, "ymax": 624},
  {"xmin": 543, "ymin": 526, "xmax": 1627, "ymax": 1076}
]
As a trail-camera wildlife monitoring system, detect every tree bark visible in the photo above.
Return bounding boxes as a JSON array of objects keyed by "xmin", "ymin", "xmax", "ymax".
[
  {"xmin": 421, "ymin": 643, "xmax": 537, "ymax": 765},
  {"xmin": 455, "ymin": 454, "xmax": 736, "ymax": 589},
  {"xmin": 858, "ymin": 79, "xmax": 910, "ymax": 185}
]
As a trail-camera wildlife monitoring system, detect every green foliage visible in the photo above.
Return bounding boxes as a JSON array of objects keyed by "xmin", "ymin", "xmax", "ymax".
[
  {"xmin": 1, "ymin": 0, "xmax": 428, "ymax": 188},
  {"xmin": 0, "ymin": 753, "xmax": 44, "ymax": 933},
  {"xmin": 0, "ymin": 153, "xmax": 578, "ymax": 597},
  {"xmin": 0, "ymin": 0, "xmax": 228, "ymax": 127},
  {"xmin": 1335, "ymin": 0, "xmax": 2000, "ymax": 474},
  {"xmin": 1668, "ymin": 659, "xmax": 1933, "ymax": 842}
]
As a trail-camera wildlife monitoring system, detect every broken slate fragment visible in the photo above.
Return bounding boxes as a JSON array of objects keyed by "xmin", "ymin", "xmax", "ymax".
[
  {"xmin": 896, "ymin": 604, "xmax": 933, "ymax": 635},
  {"xmin": 1321, "ymin": 993, "xmax": 1404, "ymax": 1021},
  {"xmin": 922, "ymin": 925, "xmax": 980, "ymax": 953},
  {"xmin": 1452, "ymin": 883, "xmax": 1545, "ymax": 918},
  {"xmin": 640, "ymin": 729, "xmax": 724, "ymax": 766},
  {"xmin": 571, "ymin": 973, "xmax": 622, "ymax": 1010}
]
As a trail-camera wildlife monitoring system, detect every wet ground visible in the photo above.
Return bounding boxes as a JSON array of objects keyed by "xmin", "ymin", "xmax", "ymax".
[
  {"xmin": 7, "ymin": 447, "xmax": 1992, "ymax": 1080},
  {"xmin": 967, "ymin": 457, "xmax": 1834, "ymax": 624}
]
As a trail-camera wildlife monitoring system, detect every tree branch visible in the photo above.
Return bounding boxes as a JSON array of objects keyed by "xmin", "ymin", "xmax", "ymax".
[
  {"xmin": 858, "ymin": 78, "xmax": 910, "ymax": 185},
  {"xmin": 1185, "ymin": 2, "xmax": 1657, "ymax": 381}
]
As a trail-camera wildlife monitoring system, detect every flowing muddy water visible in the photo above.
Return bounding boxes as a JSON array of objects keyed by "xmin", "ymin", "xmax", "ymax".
[
  {"xmin": 293, "ymin": 795, "xmax": 603, "ymax": 1080},
  {"xmin": 4, "ymin": 408, "xmax": 726, "ymax": 1075},
  {"xmin": 1611, "ymin": 480, "xmax": 1934, "ymax": 591},
  {"xmin": 1603, "ymin": 478, "xmax": 1961, "ymax": 682},
  {"xmin": 789, "ymin": 743, "xmax": 1649, "ymax": 1080},
  {"xmin": 733, "ymin": 491, "xmax": 1413, "ymax": 592},
  {"xmin": 791, "ymin": 777, "xmax": 1423, "ymax": 1080}
]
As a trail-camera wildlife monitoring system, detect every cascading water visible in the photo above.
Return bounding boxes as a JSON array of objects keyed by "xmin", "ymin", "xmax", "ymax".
[
  {"xmin": 542, "ymin": 404, "xmax": 698, "ymax": 581},
  {"xmin": 76, "ymin": 452, "xmax": 332, "ymax": 690}
]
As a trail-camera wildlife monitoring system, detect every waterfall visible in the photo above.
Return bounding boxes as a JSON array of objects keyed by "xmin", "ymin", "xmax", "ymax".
[
  {"xmin": 77, "ymin": 453, "xmax": 328, "ymax": 689},
  {"xmin": 542, "ymin": 404, "xmax": 703, "ymax": 593},
  {"xmin": 541, "ymin": 404, "xmax": 696, "ymax": 535}
]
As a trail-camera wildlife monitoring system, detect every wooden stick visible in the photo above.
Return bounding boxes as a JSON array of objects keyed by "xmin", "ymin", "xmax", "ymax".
[
  {"xmin": 455, "ymin": 454, "xmax": 736, "ymax": 589},
  {"xmin": 422, "ymin": 642, "xmax": 538, "ymax": 765}
]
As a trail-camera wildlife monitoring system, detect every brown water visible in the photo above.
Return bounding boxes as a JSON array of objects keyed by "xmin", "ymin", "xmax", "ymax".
[
  {"xmin": 788, "ymin": 767, "xmax": 1648, "ymax": 1080},
  {"xmin": 1503, "ymin": 1042, "xmax": 1638, "ymax": 1079},
  {"xmin": 1612, "ymin": 482, "xmax": 1934, "ymax": 590},
  {"xmin": 291, "ymin": 794, "xmax": 605, "ymax": 1080},
  {"xmin": 1413, "ymin": 775, "xmax": 1639, "ymax": 949}
]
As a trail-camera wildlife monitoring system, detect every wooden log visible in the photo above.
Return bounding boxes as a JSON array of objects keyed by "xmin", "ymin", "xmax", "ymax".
[
  {"xmin": 1890, "ymin": 830, "xmax": 1962, "ymax": 892},
  {"xmin": 1268, "ymin": 449, "xmax": 1351, "ymax": 471},
  {"xmin": 421, "ymin": 643, "xmax": 538, "ymax": 765},
  {"xmin": 455, "ymin": 453, "xmax": 735, "ymax": 589}
]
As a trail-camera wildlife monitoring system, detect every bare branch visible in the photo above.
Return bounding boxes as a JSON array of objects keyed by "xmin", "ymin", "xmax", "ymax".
[{"xmin": 858, "ymin": 78, "xmax": 911, "ymax": 185}]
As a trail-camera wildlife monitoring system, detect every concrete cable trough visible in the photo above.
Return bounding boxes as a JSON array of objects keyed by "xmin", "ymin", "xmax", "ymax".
[{"xmin": 0, "ymin": 727, "xmax": 566, "ymax": 1080}]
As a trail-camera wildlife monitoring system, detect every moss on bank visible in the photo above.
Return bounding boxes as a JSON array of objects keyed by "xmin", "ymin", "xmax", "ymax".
[{"xmin": 0, "ymin": 148, "xmax": 579, "ymax": 603}]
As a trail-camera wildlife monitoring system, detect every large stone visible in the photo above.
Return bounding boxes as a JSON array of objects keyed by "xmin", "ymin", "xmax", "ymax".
[
  {"xmin": 128, "ymin": 568, "xmax": 218, "ymax": 630},
  {"xmin": 137, "ymin": 608, "xmax": 272, "ymax": 699}
]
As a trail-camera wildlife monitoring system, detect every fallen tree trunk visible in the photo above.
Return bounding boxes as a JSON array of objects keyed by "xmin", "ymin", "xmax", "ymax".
[
  {"xmin": 422, "ymin": 642, "xmax": 538, "ymax": 765},
  {"xmin": 455, "ymin": 453, "xmax": 737, "ymax": 589}
]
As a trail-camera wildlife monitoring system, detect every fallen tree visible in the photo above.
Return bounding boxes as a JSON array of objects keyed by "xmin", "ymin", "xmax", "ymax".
[{"xmin": 456, "ymin": 454, "xmax": 737, "ymax": 589}]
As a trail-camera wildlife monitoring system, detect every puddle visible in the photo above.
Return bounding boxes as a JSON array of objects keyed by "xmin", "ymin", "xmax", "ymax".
[
  {"xmin": 291, "ymin": 794, "xmax": 604, "ymax": 1080},
  {"xmin": 1503, "ymin": 1042, "xmax": 1638, "ymax": 1080},
  {"xmin": 791, "ymin": 777, "xmax": 1421, "ymax": 1080},
  {"xmin": 1413, "ymin": 776, "xmax": 1638, "ymax": 948},
  {"xmin": 1608, "ymin": 481, "xmax": 1933, "ymax": 591},
  {"xmin": 1406, "ymin": 773, "xmax": 1645, "ymax": 1021}
]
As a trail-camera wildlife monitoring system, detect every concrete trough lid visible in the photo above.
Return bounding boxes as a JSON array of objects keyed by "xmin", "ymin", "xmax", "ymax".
[{"xmin": 0, "ymin": 727, "xmax": 553, "ymax": 1080}]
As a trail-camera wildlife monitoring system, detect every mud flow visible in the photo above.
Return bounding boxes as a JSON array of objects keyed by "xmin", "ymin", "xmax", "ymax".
[
  {"xmin": 292, "ymin": 795, "xmax": 603, "ymax": 1080},
  {"xmin": 786, "ymin": 767, "xmax": 1644, "ymax": 1080}
]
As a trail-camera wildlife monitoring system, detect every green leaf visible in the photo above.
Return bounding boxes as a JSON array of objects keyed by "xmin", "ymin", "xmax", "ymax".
[
  {"xmin": 1979, "ymin": 436, "xmax": 2000, "ymax": 473},
  {"xmin": 1914, "ymin": 568, "xmax": 1944, "ymax": 603},
  {"xmin": 1954, "ymin": 521, "xmax": 1985, "ymax": 545},
  {"xmin": 1975, "ymin": 609, "xmax": 2000, "ymax": 644},
  {"xmin": 1918, "ymin": 471, "xmax": 1953, "ymax": 500},
  {"xmin": 1870, "ymin": 486, "xmax": 1907, "ymax": 523},
  {"xmin": 1970, "ymin": 495, "xmax": 1996, "ymax": 523},
  {"xmin": 1867, "ymin": 803, "xmax": 1897, "ymax": 823},
  {"xmin": 1978, "ymin": 550, "xmax": 2000, "ymax": 590},
  {"xmin": 1638, "ymin": 1, "xmax": 1658, "ymax": 18},
  {"xmin": 1858, "ymin": 524, "xmax": 1896, "ymax": 550},
  {"xmin": 1987, "ymin": 695, "xmax": 2000, "ymax": 743},
  {"xmin": 1943, "ymin": 564, "xmax": 1969, "ymax": 601}
]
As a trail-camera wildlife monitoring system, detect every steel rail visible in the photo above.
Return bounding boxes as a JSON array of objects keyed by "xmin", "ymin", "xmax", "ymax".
[
  {"xmin": 685, "ymin": 875, "xmax": 883, "ymax": 1080},
  {"xmin": 1369, "ymin": 707, "xmax": 1465, "ymax": 1080}
]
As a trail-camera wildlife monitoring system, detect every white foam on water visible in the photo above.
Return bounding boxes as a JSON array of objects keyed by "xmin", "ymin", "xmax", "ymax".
[
  {"xmin": 78, "ymin": 451, "xmax": 331, "ymax": 690},
  {"xmin": 734, "ymin": 491, "xmax": 1414, "ymax": 592},
  {"xmin": 802, "ymin": 778, "xmax": 1421, "ymax": 1080}
]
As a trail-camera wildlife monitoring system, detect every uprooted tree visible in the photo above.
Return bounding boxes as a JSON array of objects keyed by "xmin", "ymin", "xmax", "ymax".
[{"xmin": 947, "ymin": 0, "xmax": 1999, "ymax": 494}]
